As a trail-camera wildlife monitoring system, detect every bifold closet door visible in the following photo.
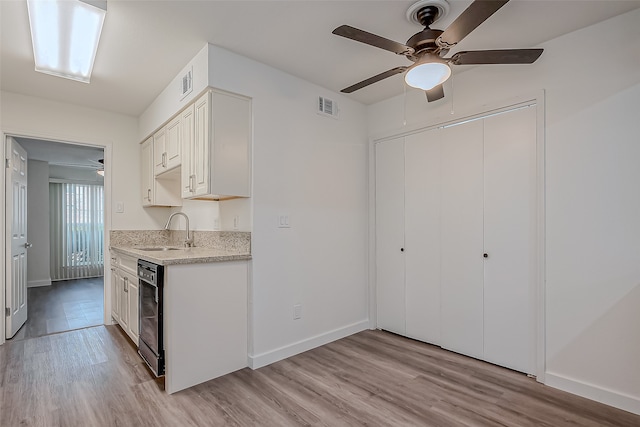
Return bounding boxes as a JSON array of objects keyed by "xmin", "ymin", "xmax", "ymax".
[
  {"xmin": 404, "ymin": 130, "xmax": 441, "ymax": 344},
  {"xmin": 440, "ymin": 120, "xmax": 484, "ymax": 360},
  {"xmin": 375, "ymin": 138, "xmax": 406, "ymax": 335},
  {"xmin": 483, "ymin": 107, "xmax": 536, "ymax": 374}
]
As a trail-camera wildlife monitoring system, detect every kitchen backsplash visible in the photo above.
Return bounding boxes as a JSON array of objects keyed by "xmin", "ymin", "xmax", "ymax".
[{"xmin": 110, "ymin": 230, "xmax": 251, "ymax": 253}]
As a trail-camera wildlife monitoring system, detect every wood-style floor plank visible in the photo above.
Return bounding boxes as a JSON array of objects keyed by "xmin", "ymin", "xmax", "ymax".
[{"xmin": 1, "ymin": 326, "xmax": 639, "ymax": 426}]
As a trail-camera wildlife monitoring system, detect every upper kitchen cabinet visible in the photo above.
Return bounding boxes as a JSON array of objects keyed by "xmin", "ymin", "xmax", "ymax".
[
  {"xmin": 182, "ymin": 89, "xmax": 252, "ymax": 200},
  {"xmin": 141, "ymin": 136, "xmax": 182, "ymax": 207},
  {"xmin": 154, "ymin": 115, "xmax": 182, "ymax": 176}
]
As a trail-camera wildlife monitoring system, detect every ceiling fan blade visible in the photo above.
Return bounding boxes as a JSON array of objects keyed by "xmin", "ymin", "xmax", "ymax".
[
  {"xmin": 437, "ymin": 0, "xmax": 509, "ymax": 49},
  {"xmin": 333, "ymin": 25, "xmax": 414, "ymax": 55},
  {"xmin": 426, "ymin": 85, "xmax": 445, "ymax": 102},
  {"xmin": 450, "ymin": 49, "xmax": 543, "ymax": 65},
  {"xmin": 340, "ymin": 66, "xmax": 408, "ymax": 93}
]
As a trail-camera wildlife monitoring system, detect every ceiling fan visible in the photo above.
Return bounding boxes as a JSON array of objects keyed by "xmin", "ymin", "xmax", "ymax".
[{"xmin": 332, "ymin": 0, "xmax": 543, "ymax": 102}]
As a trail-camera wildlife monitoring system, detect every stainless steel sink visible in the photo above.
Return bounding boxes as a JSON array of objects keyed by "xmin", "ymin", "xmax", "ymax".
[{"xmin": 136, "ymin": 247, "xmax": 182, "ymax": 251}]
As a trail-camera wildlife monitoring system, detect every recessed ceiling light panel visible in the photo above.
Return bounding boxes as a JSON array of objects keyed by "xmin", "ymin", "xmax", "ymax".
[{"xmin": 27, "ymin": 0, "xmax": 107, "ymax": 83}]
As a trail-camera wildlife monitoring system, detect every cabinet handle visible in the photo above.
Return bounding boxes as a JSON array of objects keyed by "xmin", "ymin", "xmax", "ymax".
[
  {"xmin": 190, "ymin": 174, "xmax": 195, "ymax": 192},
  {"xmin": 162, "ymin": 152, "xmax": 167, "ymax": 167},
  {"xmin": 147, "ymin": 188, "xmax": 151, "ymax": 201},
  {"xmin": 124, "ymin": 276, "xmax": 129, "ymax": 292}
]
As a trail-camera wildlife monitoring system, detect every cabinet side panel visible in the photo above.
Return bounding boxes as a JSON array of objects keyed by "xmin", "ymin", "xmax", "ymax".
[
  {"xmin": 211, "ymin": 91, "xmax": 251, "ymax": 197},
  {"xmin": 165, "ymin": 261, "xmax": 248, "ymax": 394}
]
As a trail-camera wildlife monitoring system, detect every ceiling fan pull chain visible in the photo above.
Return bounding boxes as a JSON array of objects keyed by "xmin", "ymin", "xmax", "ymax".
[
  {"xmin": 450, "ymin": 74, "xmax": 455, "ymax": 115},
  {"xmin": 403, "ymin": 82, "xmax": 407, "ymax": 126}
]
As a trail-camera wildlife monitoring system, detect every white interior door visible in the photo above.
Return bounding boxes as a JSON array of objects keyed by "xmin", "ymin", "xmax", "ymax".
[
  {"xmin": 404, "ymin": 129, "xmax": 441, "ymax": 344},
  {"xmin": 483, "ymin": 107, "xmax": 537, "ymax": 374},
  {"xmin": 5, "ymin": 137, "xmax": 29, "ymax": 339},
  {"xmin": 440, "ymin": 120, "xmax": 484, "ymax": 360},
  {"xmin": 375, "ymin": 138, "xmax": 405, "ymax": 335}
]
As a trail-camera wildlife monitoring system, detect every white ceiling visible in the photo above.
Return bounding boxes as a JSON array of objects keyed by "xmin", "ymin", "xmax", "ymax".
[
  {"xmin": 2, "ymin": 0, "xmax": 640, "ymax": 117},
  {"xmin": 16, "ymin": 137, "xmax": 104, "ymax": 169}
]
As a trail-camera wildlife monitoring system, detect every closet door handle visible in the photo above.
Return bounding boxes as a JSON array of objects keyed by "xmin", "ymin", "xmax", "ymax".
[{"xmin": 124, "ymin": 277, "xmax": 129, "ymax": 293}]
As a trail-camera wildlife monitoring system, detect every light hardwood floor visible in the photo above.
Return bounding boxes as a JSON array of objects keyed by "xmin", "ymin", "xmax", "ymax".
[{"xmin": 1, "ymin": 326, "xmax": 638, "ymax": 426}]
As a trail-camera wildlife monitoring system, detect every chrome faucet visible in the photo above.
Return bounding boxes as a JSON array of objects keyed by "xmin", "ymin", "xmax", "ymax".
[{"xmin": 164, "ymin": 212, "xmax": 194, "ymax": 247}]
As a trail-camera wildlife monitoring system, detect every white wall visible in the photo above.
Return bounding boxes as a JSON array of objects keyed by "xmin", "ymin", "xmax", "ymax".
[
  {"xmin": 0, "ymin": 91, "xmax": 167, "ymax": 230},
  {"xmin": 368, "ymin": 9, "xmax": 640, "ymax": 414},
  {"xmin": 203, "ymin": 45, "xmax": 370, "ymax": 366},
  {"xmin": 26, "ymin": 159, "xmax": 51, "ymax": 287}
]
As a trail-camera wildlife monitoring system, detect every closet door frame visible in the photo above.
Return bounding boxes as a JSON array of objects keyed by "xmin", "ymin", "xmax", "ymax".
[{"xmin": 368, "ymin": 91, "xmax": 546, "ymax": 382}]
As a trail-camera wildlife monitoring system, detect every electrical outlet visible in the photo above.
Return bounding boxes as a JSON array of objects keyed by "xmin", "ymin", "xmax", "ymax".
[
  {"xmin": 293, "ymin": 304, "xmax": 302, "ymax": 320},
  {"xmin": 233, "ymin": 215, "xmax": 240, "ymax": 230},
  {"xmin": 278, "ymin": 215, "xmax": 290, "ymax": 228}
]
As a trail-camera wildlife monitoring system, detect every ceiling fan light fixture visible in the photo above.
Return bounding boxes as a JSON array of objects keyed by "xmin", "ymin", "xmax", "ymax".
[{"xmin": 404, "ymin": 59, "xmax": 451, "ymax": 90}]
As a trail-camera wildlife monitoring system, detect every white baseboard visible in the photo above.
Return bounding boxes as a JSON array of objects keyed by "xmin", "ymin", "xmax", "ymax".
[
  {"xmin": 248, "ymin": 320, "xmax": 369, "ymax": 369},
  {"xmin": 27, "ymin": 279, "xmax": 51, "ymax": 288},
  {"xmin": 545, "ymin": 372, "xmax": 640, "ymax": 415}
]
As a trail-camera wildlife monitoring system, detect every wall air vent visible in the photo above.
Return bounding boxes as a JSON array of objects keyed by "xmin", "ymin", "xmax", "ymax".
[
  {"xmin": 317, "ymin": 96, "xmax": 339, "ymax": 119},
  {"xmin": 180, "ymin": 67, "xmax": 193, "ymax": 100}
]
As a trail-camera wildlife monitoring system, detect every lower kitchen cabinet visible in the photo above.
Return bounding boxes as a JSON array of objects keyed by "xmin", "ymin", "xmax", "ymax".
[{"xmin": 110, "ymin": 251, "xmax": 139, "ymax": 346}]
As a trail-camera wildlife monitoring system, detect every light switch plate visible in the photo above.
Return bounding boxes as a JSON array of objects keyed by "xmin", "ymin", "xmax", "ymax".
[{"xmin": 115, "ymin": 201, "xmax": 124, "ymax": 213}]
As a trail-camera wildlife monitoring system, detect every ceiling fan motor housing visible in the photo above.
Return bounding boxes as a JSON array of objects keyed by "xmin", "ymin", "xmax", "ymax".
[{"xmin": 406, "ymin": 28, "xmax": 445, "ymax": 61}]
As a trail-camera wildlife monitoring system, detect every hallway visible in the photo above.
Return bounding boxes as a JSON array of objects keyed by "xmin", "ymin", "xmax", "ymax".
[{"xmin": 9, "ymin": 277, "xmax": 104, "ymax": 341}]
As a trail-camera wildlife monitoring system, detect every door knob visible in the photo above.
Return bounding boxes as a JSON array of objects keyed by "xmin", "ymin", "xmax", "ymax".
[
  {"xmin": 483, "ymin": 253, "xmax": 488, "ymax": 258},
  {"xmin": 24, "ymin": 242, "xmax": 33, "ymax": 249}
]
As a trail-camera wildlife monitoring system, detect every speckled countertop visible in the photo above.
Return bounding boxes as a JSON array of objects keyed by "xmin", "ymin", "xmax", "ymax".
[
  {"xmin": 110, "ymin": 245, "xmax": 251, "ymax": 266},
  {"xmin": 109, "ymin": 230, "xmax": 251, "ymax": 266}
]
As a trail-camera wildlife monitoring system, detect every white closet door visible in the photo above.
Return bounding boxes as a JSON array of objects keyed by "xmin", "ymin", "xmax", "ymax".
[
  {"xmin": 404, "ymin": 129, "xmax": 441, "ymax": 344},
  {"xmin": 375, "ymin": 138, "xmax": 406, "ymax": 335},
  {"xmin": 440, "ymin": 120, "xmax": 485, "ymax": 359},
  {"xmin": 483, "ymin": 107, "xmax": 537, "ymax": 374}
]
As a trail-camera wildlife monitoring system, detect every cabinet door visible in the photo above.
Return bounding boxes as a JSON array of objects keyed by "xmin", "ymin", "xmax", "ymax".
[
  {"xmin": 181, "ymin": 104, "xmax": 195, "ymax": 198},
  {"xmin": 111, "ymin": 267, "xmax": 119, "ymax": 321},
  {"xmin": 404, "ymin": 129, "xmax": 441, "ymax": 344},
  {"xmin": 375, "ymin": 137, "xmax": 405, "ymax": 335},
  {"xmin": 141, "ymin": 137, "xmax": 153, "ymax": 206},
  {"xmin": 153, "ymin": 127, "xmax": 167, "ymax": 176},
  {"xmin": 483, "ymin": 107, "xmax": 536, "ymax": 374},
  {"xmin": 165, "ymin": 115, "xmax": 181, "ymax": 170},
  {"xmin": 119, "ymin": 273, "xmax": 129, "ymax": 330},
  {"xmin": 440, "ymin": 119, "xmax": 484, "ymax": 360},
  {"xmin": 193, "ymin": 92, "xmax": 210, "ymax": 197},
  {"xmin": 127, "ymin": 277, "xmax": 139, "ymax": 345}
]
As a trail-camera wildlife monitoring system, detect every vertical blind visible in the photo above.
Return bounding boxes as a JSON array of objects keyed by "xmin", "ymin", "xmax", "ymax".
[{"xmin": 50, "ymin": 183, "xmax": 104, "ymax": 280}]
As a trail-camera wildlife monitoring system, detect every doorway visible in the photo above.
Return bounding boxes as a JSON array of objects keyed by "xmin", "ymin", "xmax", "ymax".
[{"xmin": 4, "ymin": 135, "xmax": 108, "ymax": 342}]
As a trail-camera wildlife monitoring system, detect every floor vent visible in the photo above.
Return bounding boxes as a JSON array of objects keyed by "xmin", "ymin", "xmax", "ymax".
[{"xmin": 318, "ymin": 96, "xmax": 339, "ymax": 119}]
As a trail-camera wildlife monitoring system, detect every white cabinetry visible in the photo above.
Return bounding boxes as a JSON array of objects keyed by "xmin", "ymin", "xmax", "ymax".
[
  {"xmin": 154, "ymin": 115, "xmax": 181, "ymax": 176},
  {"xmin": 110, "ymin": 251, "xmax": 139, "ymax": 346},
  {"xmin": 375, "ymin": 106, "xmax": 537, "ymax": 374},
  {"xmin": 182, "ymin": 89, "xmax": 251, "ymax": 200},
  {"xmin": 141, "ymin": 137, "xmax": 182, "ymax": 207}
]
